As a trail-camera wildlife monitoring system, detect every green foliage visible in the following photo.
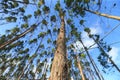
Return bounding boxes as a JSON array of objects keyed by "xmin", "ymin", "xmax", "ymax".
[
  {"xmin": 34, "ymin": 9, "xmax": 41, "ymax": 17},
  {"xmin": 67, "ymin": 18, "xmax": 72, "ymax": 25},
  {"xmin": 80, "ymin": 53, "xmax": 86, "ymax": 58},
  {"xmin": 42, "ymin": 19, "xmax": 48, "ymax": 25},
  {"xmin": 84, "ymin": 62, "xmax": 90, "ymax": 66},
  {"xmin": 94, "ymin": 35, "xmax": 100, "ymax": 42},
  {"xmin": 51, "ymin": 15, "xmax": 56, "ymax": 22},
  {"xmin": 47, "ymin": 38, "xmax": 51, "ymax": 43},
  {"xmin": 39, "ymin": 44, "xmax": 44, "ymax": 49},
  {"xmin": 84, "ymin": 27, "xmax": 91, "ymax": 33},
  {"xmin": 53, "ymin": 27, "xmax": 58, "ymax": 32},
  {"xmin": 23, "ymin": 0, "xmax": 29, "ymax": 4},
  {"xmin": 79, "ymin": 20, "xmax": 84, "ymax": 25},
  {"xmin": 11, "ymin": 27, "xmax": 20, "ymax": 34},
  {"xmin": 19, "ymin": 48, "xmax": 29, "ymax": 54},
  {"xmin": 27, "ymin": 14, "xmax": 32, "ymax": 18},
  {"xmin": 55, "ymin": 1, "xmax": 60, "ymax": 11},
  {"xmin": 42, "ymin": 6, "xmax": 50, "ymax": 14},
  {"xmin": 47, "ymin": 29, "xmax": 51, "ymax": 34},
  {"xmin": 52, "ymin": 48, "xmax": 55, "ymax": 53},
  {"xmin": 23, "ymin": 16, "xmax": 28, "ymax": 22},
  {"xmin": 9, "ymin": 41, "xmax": 23, "ymax": 49},
  {"xmin": 64, "ymin": 0, "xmax": 73, "ymax": 7},
  {"xmin": 13, "ymin": 2, "xmax": 19, "ymax": 7},
  {"xmin": 0, "ymin": 35, "xmax": 6, "ymax": 44},
  {"xmin": 29, "ymin": 38, "xmax": 37, "ymax": 44},
  {"xmin": 38, "ymin": 32, "xmax": 46, "ymax": 38},
  {"xmin": 0, "ymin": 75, "xmax": 6, "ymax": 80},
  {"xmin": 74, "ymin": 59, "xmax": 78, "ymax": 67},
  {"xmin": 8, "ymin": 2, "xmax": 15, "ymax": 8},
  {"xmin": 6, "ymin": 17, "xmax": 17, "ymax": 22},
  {"xmin": 84, "ymin": 0, "xmax": 90, "ymax": 3},
  {"xmin": 21, "ymin": 23, "xmax": 29, "ymax": 28},
  {"xmin": 70, "ymin": 24, "xmax": 75, "ymax": 29},
  {"xmin": 19, "ymin": 7, "xmax": 25, "ymax": 12},
  {"xmin": 38, "ymin": 0, "xmax": 45, "ymax": 7}
]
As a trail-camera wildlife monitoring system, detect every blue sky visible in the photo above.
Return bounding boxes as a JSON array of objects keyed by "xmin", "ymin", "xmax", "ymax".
[{"xmin": 0, "ymin": 0, "xmax": 120, "ymax": 79}]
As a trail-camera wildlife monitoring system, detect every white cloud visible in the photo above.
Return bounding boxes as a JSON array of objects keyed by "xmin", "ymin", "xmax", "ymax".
[
  {"xmin": 108, "ymin": 47, "xmax": 119, "ymax": 63},
  {"xmin": 73, "ymin": 26, "xmax": 102, "ymax": 52},
  {"xmin": 80, "ymin": 26, "xmax": 102, "ymax": 47},
  {"xmin": 33, "ymin": 65, "xmax": 37, "ymax": 73},
  {"xmin": 83, "ymin": 39, "xmax": 94, "ymax": 47},
  {"xmin": 90, "ymin": 27, "xmax": 102, "ymax": 34}
]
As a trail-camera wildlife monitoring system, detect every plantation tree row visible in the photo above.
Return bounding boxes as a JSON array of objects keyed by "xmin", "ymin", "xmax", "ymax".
[{"xmin": 0, "ymin": 0, "xmax": 120, "ymax": 80}]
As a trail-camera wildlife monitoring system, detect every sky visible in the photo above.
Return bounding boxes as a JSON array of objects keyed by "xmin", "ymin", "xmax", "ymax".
[{"xmin": 0, "ymin": 0, "xmax": 120, "ymax": 80}]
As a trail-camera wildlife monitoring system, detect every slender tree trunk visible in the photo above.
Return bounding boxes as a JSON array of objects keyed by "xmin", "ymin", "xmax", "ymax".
[
  {"xmin": 76, "ymin": 55, "xmax": 86, "ymax": 80},
  {"xmin": 49, "ymin": 12, "xmax": 68, "ymax": 80},
  {"xmin": 85, "ymin": 9, "xmax": 120, "ymax": 20},
  {"xmin": 87, "ymin": 67, "xmax": 94, "ymax": 80}
]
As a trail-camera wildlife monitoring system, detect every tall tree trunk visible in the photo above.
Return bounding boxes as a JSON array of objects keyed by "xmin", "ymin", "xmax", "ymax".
[
  {"xmin": 49, "ymin": 12, "xmax": 68, "ymax": 80},
  {"xmin": 76, "ymin": 55, "xmax": 86, "ymax": 80}
]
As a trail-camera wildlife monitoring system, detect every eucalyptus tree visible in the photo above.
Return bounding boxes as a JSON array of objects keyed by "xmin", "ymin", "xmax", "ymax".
[{"xmin": 0, "ymin": 0, "xmax": 120, "ymax": 80}]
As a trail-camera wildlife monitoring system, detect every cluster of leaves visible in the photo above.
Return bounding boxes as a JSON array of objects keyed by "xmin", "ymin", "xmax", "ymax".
[
  {"xmin": 5, "ymin": 16, "xmax": 17, "ymax": 22},
  {"xmin": 64, "ymin": 0, "xmax": 88, "ymax": 16},
  {"xmin": 97, "ymin": 39, "xmax": 112, "ymax": 68}
]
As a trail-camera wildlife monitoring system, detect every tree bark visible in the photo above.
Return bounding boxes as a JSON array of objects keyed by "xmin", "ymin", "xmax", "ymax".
[{"xmin": 49, "ymin": 12, "xmax": 68, "ymax": 80}]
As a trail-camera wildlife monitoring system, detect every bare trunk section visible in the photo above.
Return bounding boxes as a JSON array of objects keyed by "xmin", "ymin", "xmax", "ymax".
[
  {"xmin": 85, "ymin": 9, "xmax": 120, "ymax": 20},
  {"xmin": 49, "ymin": 12, "xmax": 68, "ymax": 80},
  {"xmin": 76, "ymin": 55, "xmax": 86, "ymax": 80}
]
